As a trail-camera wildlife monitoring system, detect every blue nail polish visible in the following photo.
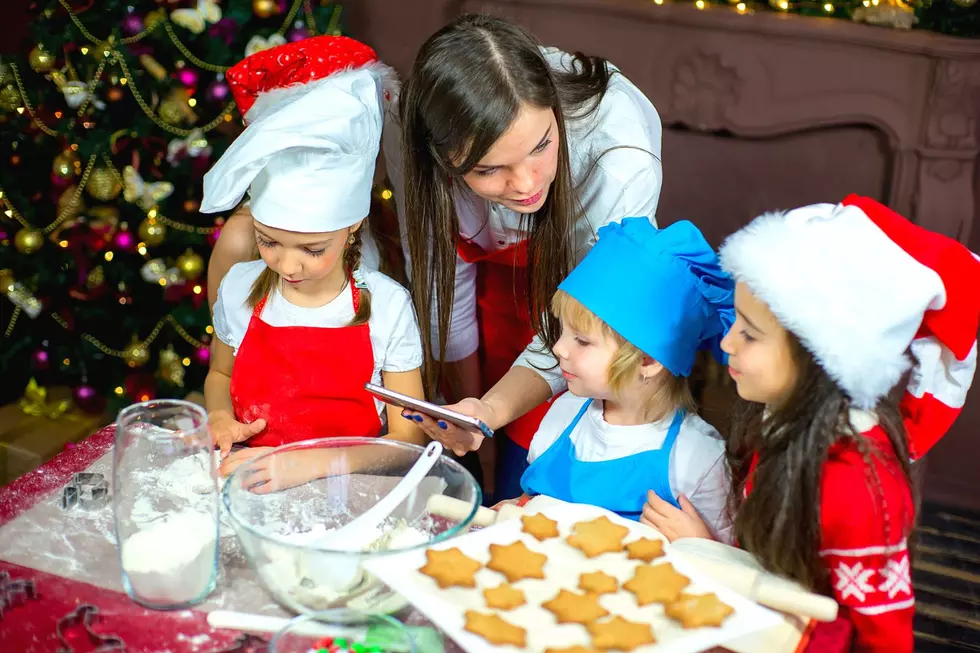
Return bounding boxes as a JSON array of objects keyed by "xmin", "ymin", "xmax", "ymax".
[
  {"xmin": 437, "ymin": 420, "xmax": 448, "ymax": 430},
  {"xmin": 414, "ymin": 415, "xmax": 423, "ymax": 422}
]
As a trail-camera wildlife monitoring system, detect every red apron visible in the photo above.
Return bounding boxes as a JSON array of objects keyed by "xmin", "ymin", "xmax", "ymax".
[
  {"xmin": 456, "ymin": 238, "xmax": 553, "ymax": 450},
  {"xmin": 229, "ymin": 284, "xmax": 382, "ymax": 447}
]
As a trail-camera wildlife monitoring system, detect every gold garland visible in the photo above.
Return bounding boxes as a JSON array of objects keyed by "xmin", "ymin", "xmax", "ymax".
[
  {"xmin": 8, "ymin": 63, "xmax": 58, "ymax": 136},
  {"xmin": 0, "ymin": 153, "xmax": 97, "ymax": 233},
  {"xmin": 57, "ymin": 0, "xmax": 160, "ymax": 45},
  {"xmin": 4, "ymin": 306, "xmax": 21, "ymax": 338},
  {"xmin": 50, "ymin": 312, "xmax": 207, "ymax": 353}
]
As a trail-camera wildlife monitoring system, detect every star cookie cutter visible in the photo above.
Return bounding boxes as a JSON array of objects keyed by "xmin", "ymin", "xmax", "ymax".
[
  {"xmin": 61, "ymin": 472, "xmax": 109, "ymax": 510},
  {"xmin": 55, "ymin": 604, "xmax": 126, "ymax": 653}
]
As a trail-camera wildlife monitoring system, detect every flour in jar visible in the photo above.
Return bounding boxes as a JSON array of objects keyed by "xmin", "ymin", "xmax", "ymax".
[
  {"xmin": 129, "ymin": 453, "xmax": 233, "ymax": 533},
  {"xmin": 121, "ymin": 510, "xmax": 217, "ymax": 605}
]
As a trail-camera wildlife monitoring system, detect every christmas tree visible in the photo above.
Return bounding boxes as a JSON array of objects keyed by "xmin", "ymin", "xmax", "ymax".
[{"xmin": 0, "ymin": 0, "xmax": 345, "ymax": 412}]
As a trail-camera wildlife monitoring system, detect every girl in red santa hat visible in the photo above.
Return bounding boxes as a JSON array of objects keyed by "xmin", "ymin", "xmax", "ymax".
[
  {"xmin": 200, "ymin": 36, "xmax": 426, "ymax": 489},
  {"xmin": 643, "ymin": 195, "xmax": 980, "ymax": 652}
]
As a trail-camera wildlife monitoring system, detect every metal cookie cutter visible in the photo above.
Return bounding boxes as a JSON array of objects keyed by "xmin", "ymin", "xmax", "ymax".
[
  {"xmin": 61, "ymin": 472, "xmax": 110, "ymax": 510},
  {"xmin": 0, "ymin": 570, "xmax": 38, "ymax": 620},
  {"xmin": 55, "ymin": 604, "xmax": 125, "ymax": 653}
]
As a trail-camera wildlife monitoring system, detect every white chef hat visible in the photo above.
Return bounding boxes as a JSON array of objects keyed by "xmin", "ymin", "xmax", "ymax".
[{"xmin": 200, "ymin": 36, "xmax": 396, "ymax": 233}]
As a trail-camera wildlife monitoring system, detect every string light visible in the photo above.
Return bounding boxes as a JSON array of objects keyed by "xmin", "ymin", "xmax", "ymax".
[
  {"xmin": 182, "ymin": 357, "xmax": 191, "ymax": 366},
  {"xmin": 653, "ymin": 0, "xmax": 664, "ymax": 4},
  {"xmin": 736, "ymin": 2, "xmax": 747, "ymax": 12},
  {"xmin": 824, "ymin": 2, "xmax": 834, "ymax": 11},
  {"xmin": 59, "ymin": 240, "xmax": 69, "ymax": 248},
  {"xmin": 188, "ymin": 98, "xmax": 197, "ymax": 107},
  {"xmin": 137, "ymin": 244, "xmax": 147, "ymax": 255},
  {"xmin": 104, "ymin": 251, "xmax": 114, "ymax": 262},
  {"xmin": 114, "ymin": 386, "xmax": 124, "ymax": 396},
  {"xmin": 381, "ymin": 189, "xmax": 393, "ymax": 201},
  {"xmin": 63, "ymin": 358, "xmax": 70, "ymax": 366},
  {"xmin": 205, "ymin": 325, "xmax": 214, "ymax": 335},
  {"xmin": 695, "ymin": 0, "xmax": 705, "ymax": 7},
  {"xmin": 192, "ymin": 285, "xmax": 202, "ymax": 295}
]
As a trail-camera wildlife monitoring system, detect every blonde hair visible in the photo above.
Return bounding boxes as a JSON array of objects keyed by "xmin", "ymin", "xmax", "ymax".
[{"xmin": 552, "ymin": 290, "xmax": 695, "ymax": 417}]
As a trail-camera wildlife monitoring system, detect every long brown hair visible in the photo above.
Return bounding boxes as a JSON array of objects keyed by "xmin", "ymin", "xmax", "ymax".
[
  {"xmin": 246, "ymin": 227, "xmax": 371, "ymax": 326},
  {"xmin": 400, "ymin": 13, "xmax": 613, "ymax": 395},
  {"xmin": 726, "ymin": 334, "xmax": 914, "ymax": 592}
]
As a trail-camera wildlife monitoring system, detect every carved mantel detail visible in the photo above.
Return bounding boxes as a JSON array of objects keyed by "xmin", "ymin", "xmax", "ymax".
[{"xmin": 670, "ymin": 51, "xmax": 742, "ymax": 132}]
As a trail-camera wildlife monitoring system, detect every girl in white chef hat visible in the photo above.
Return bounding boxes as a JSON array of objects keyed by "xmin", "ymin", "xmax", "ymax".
[{"xmin": 201, "ymin": 36, "xmax": 426, "ymax": 487}]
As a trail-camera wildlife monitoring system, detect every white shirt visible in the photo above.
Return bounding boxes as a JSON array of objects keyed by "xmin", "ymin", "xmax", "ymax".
[
  {"xmin": 527, "ymin": 393, "xmax": 732, "ymax": 543},
  {"xmin": 212, "ymin": 260, "xmax": 423, "ymax": 417},
  {"xmin": 384, "ymin": 48, "xmax": 663, "ymax": 394}
]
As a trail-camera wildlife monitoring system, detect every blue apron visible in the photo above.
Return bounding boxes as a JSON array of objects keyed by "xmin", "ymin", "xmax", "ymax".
[{"xmin": 520, "ymin": 399, "xmax": 685, "ymax": 521}]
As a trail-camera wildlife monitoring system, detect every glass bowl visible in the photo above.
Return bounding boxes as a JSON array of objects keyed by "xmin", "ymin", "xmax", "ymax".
[
  {"xmin": 269, "ymin": 610, "xmax": 417, "ymax": 653},
  {"xmin": 223, "ymin": 437, "xmax": 481, "ymax": 614}
]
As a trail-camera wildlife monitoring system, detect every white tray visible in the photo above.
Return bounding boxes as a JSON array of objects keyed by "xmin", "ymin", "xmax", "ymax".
[{"xmin": 364, "ymin": 503, "xmax": 781, "ymax": 653}]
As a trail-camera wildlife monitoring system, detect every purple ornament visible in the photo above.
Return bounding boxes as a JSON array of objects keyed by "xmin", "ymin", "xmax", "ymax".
[
  {"xmin": 0, "ymin": 230, "xmax": 9, "ymax": 242},
  {"xmin": 205, "ymin": 80, "xmax": 230, "ymax": 103},
  {"xmin": 208, "ymin": 18, "xmax": 237, "ymax": 47},
  {"xmin": 177, "ymin": 68, "xmax": 199, "ymax": 88},
  {"xmin": 195, "ymin": 345, "xmax": 211, "ymax": 367},
  {"xmin": 114, "ymin": 229, "xmax": 135, "ymax": 251},
  {"xmin": 277, "ymin": 0, "xmax": 291, "ymax": 13},
  {"xmin": 33, "ymin": 348, "xmax": 50, "ymax": 371},
  {"xmin": 73, "ymin": 383, "xmax": 105, "ymax": 414},
  {"xmin": 287, "ymin": 25, "xmax": 310, "ymax": 43},
  {"xmin": 121, "ymin": 14, "xmax": 145, "ymax": 36}
]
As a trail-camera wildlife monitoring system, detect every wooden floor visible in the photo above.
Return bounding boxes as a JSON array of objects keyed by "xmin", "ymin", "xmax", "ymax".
[{"xmin": 913, "ymin": 502, "xmax": 980, "ymax": 652}]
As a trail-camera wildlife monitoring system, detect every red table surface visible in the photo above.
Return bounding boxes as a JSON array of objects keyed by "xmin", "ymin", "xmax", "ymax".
[{"xmin": 0, "ymin": 425, "xmax": 853, "ymax": 653}]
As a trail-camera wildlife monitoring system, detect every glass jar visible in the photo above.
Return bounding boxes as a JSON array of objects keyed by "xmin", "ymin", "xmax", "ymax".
[{"xmin": 113, "ymin": 399, "xmax": 218, "ymax": 609}]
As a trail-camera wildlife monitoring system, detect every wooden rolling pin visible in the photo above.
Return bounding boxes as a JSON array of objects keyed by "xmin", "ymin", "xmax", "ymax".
[{"xmin": 426, "ymin": 494, "xmax": 526, "ymax": 527}]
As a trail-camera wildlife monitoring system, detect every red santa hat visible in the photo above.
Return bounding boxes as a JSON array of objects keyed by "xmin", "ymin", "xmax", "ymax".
[
  {"xmin": 719, "ymin": 195, "xmax": 980, "ymax": 458},
  {"xmin": 200, "ymin": 36, "xmax": 397, "ymax": 233}
]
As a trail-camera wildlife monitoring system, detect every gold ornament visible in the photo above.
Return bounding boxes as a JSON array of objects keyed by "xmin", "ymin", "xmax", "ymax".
[
  {"xmin": 52, "ymin": 150, "xmax": 81, "ymax": 180},
  {"xmin": 29, "ymin": 46, "xmax": 56, "ymax": 73},
  {"xmin": 139, "ymin": 54, "xmax": 168, "ymax": 82},
  {"xmin": 87, "ymin": 167, "xmax": 123, "ymax": 201},
  {"xmin": 176, "ymin": 249, "xmax": 205, "ymax": 280},
  {"xmin": 157, "ymin": 346, "xmax": 185, "ymax": 388},
  {"xmin": 144, "ymin": 8, "xmax": 168, "ymax": 31},
  {"xmin": 138, "ymin": 218, "xmax": 167, "ymax": 247},
  {"xmin": 19, "ymin": 378, "xmax": 71, "ymax": 419},
  {"xmin": 14, "ymin": 228, "xmax": 44, "ymax": 254},
  {"xmin": 93, "ymin": 38, "xmax": 115, "ymax": 62},
  {"xmin": 86, "ymin": 265, "xmax": 105, "ymax": 289},
  {"xmin": 159, "ymin": 89, "xmax": 196, "ymax": 125},
  {"xmin": 852, "ymin": 0, "xmax": 919, "ymax": 29},
  {"xmin": 58, "ymin": 184, "xmax": 85, "ymax": 221},
  {"xmin": 123, "ymin": 337, "xmax": 151, "ymax": 368},
  {"xmin": 252, "ymin": 0, "xmax": 281, "ymax": 18},
  {"xmin": 0, "ymin": 85, "xmax": 21, "ymax": 112},
  {"xmin": 0, "ymin": 269, "xmax": 14, "ymax": 294}
]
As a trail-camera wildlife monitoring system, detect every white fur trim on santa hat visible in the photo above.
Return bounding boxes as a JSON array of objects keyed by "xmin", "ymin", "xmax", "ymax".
[
  {"xmin": 245, "ymin": 61, "xmax": 399, "ymax": 123},
  {"xmin": 719, "ymin": 203, "xmax": 947, "ymax": 408}
]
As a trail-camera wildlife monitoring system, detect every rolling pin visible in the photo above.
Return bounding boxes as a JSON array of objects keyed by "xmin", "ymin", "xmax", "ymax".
[{"xmin": 426, "ymin": 494, "xmax": 526, "ymax": 527}]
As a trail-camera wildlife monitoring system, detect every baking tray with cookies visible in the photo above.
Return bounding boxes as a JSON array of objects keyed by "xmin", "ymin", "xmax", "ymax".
[{"xmin": 362, "ymin": 499, "xmax": 782, "ymax": 653}]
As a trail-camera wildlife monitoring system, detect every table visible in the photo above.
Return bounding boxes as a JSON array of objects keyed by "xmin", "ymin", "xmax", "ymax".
[{"xmin": 0, "ymin": 426, "xmax": 852, "ymax": 653}]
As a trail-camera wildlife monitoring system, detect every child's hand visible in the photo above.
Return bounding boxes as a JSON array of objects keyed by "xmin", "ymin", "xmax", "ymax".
[
  {"xmin": 219, "ymin": 447, "xmax": 318, "ymax": 494},
  {"xmin": 401, "ymin": 397, "xmax": 496, "ymax": 456},
  {"xmin": 640, "ymin": 491, "xmax": 714, "ymax": 542},
  {"xmin": 211, "ymin": 413, "xmax": 266, "ymax": 459},
  {"xmin": 491, "ymin": 494, "xmax": 526, "ymax": 511}
]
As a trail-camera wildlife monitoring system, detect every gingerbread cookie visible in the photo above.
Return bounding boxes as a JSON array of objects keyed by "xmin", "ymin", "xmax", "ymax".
[
  {"xmin": 418, "ymin": 547, "xmax": 482, "ymax": 589},
  {"xmin": 588, "ymin": 616, "xmax": 656, "ymax": 650},
  {"xmin": 626, "ymin": 537, "xmax": 665, "ymax": 563},
  {"xmin": 665, "ymin": 592, "xmax": 735, "ymax": 628},
  {"xmin": 483, "ymin": 583, "xmax": 527, "ymax": 611},
  {"xmin": 464, "ymin": 610, "xmax": 526, "ymax": 647},
  {"xmin": 566, "ymin": 516, "xmax": 629, "ymax": 558},
  {"xmin": 521, "ymin": 512, "xmax": 560, "ymax": 541},
  {"xmin": 578, "ymin": 570, "xmax": 619, "ymax": 596},
  {"xmin": 624, "ymin": 562, "xmax": 690, "ymax": 605},
  {"xmin": 542, "ymin": 589, "xmax": 610, "ymax": 625},
  {"xmin": 487, "ymin": 540, "xmax": 547, "ymax": 582}
]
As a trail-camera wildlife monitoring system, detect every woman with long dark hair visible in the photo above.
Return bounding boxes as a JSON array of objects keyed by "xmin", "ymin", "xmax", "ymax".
[{"xmin": 393, "ymin": 14, "xmax": 663, "ymax": 500}]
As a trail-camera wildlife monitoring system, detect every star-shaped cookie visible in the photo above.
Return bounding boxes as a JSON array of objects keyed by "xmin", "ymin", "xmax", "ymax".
[
  {"xmin": 542, "ymin": 589, "xmax": 610, "ymax": 625},
  {"xmin": 487, "ymin": 540, "xmax": 548, "ymax": 582},
  {"xmin": 483, "ymin": 583, "xmax": 527, "ymax": 611},
  {"xmin": 626, "ymin": 537, "xmax": 665, "ymax": 563},
  {"xmin": 566, "ymin": 516, "xmax": 629, "ymax": 558},
  {"xmin": 521, "ymin": 512, "xmax": 560, "ymax": 541},
  {"xmin": 624, "ymin": 562, "xmax": 690, "ymax": 605},
  {"xmin": 464, "ymin": 610, "xmax": 526, "ymax": 647},
  {"xmin": 578, "ymin": 570, "xmax": 619, "ymax": 596},
  {"xmin": 665, "ymin": 592, "xmax": 735, "ymax": 628},
  {"xmin": 418, "ymin": 547, "xmax": 482, "ymax": 588},
  {"xmin": 588, "ymin": 616, "xmax": 656, "ymax": 650}
]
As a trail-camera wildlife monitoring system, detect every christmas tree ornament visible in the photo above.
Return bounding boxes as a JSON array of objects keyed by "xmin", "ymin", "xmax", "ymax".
[
  {"xmin": 204, "ymin": 78, "xmax": 230, "ymax": 103},
  {"xmin": 14, "ymin": 228, "xmax": 44, "ymax": 254},
  {"xmin": 87, "ymin": 167, "xmax": 123, "ymax": 201},
  {"xmin": 113, "ymin": 223, "xmax": 137, "ymax": 251},
  {"xmin": 86, "ymin": 265, "xmax": 105, "ymax": 290},
  {"xmin": 177, "ymin": 249, "xmax": 205, "ymax": 280},
  {"xmin": 58, "ymin": 184, "xmax": 86, "ymax": 221},
  {"xmin": 0, "ymin": 85, "xmax": 21, "ymax": 112},
  {"xmin": 0, "ymin": 269, "xmax": 14, "ymax": 293},
  {"xmin": 144, "ymin": 8, "xmax": 167, "ymax": 32},
  {"xmin": 123, "ymin": 337, "xmax": 151, "ymax": 368},
  {"xmin": 953, "ymin": 0, "xmax": 976, "ymax": 6},
  {"xmin": 140, "ymin": 259, "xmax": 182, "ymax": 286},
  {"xmin": 53, "ymin": 150, "xmax": 81, "ymax": 180},
  {"xmin": 73, "ymin": 383, "xmax": 105, "ymax": 414},
  {"xmin": 852, "ymin": 0, "xmax": 919, "ymax": 29},
  {"xmin": 287, "ymin": 21, "xmax": 310, "ymax": 43},
  {"xmin": 167, "ymin": 130, "xmax": 211, "ymax": 163},
  {"xmin": 32, "ymin": 348, "xmax": 50, "ymax": 371},
  {"xmin": 138, "ymin": 217, "xmax": 167, "ymax": 246},
  {"xmin": 8, "ymin": 282, "xmax": 43, "ymax": 318},
  {"xmin": 139, "ymin": 54, "xmax": 168, "ymax": 81},
  {"xmin": 121, "ymin": 13, "xmax": 145, "ymax": 36},
  {"xmin": 123, "ymin": 165, "xmax": 175, "ymax": 210},
  {"xmin": 157, "ymin": 345, "xmax": 186, "ymax": 387},
  {"xmin": 61, "ymin": 81, "xmax": 103, "ymax": 110},
  {"xmin": 20, "ymin": 378, "xmax": 72, "ymax": 418},
  {"xmin": 93, "ymin": 38, "xmax": 115, "ymax": 62},
  {"xmin": 195, "ymin": 343, "xmax": 211, "ymax": 366},
  {"xmin": 29, "ymin": 46, "xmax": 56, "ymax": 73},
  {"xmin": 245, "ymin": 33, "xmax": 287, "ymax": 57},
  {"xmin": 252, "ymin": 0, "xmax": 281, "ymax": 18},
  {"xmin": 172, "ymin": 0, "xmax": 222, "ymax": 34},
  {"xmin": 176, "ymin": 68, "xmax": 200, "ymax": 88},
  {"xmin": 159, "ymin": 88, "xmax": 197, "ymax": 125}
]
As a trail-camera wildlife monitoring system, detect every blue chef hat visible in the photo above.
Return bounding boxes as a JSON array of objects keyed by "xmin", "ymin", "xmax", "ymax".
[{"xmin": 558, "ymin": 218, "xmax": 735, "ymax": 376}]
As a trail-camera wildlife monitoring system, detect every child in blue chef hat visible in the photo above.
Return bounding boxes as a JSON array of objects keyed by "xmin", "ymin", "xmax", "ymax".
[{"xmin": 516, "ymin": 218, "xmax": 735, "ymax": 541}]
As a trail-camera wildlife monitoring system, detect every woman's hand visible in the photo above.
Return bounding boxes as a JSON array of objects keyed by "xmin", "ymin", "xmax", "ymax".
[
  {"xmin": 401, "ymin": 397, "xmax": 498, "ymax": 456},
  {"xmin": 219, "ymin": 447, "xmax": 321, "ymax": 494},
  {"xmin": 210, "ymin": 412, "xmax": 266, "ymax": 459},
  {"xmin": 640, "ymin": 491, "xmax": 714, "ymax": 542}
]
